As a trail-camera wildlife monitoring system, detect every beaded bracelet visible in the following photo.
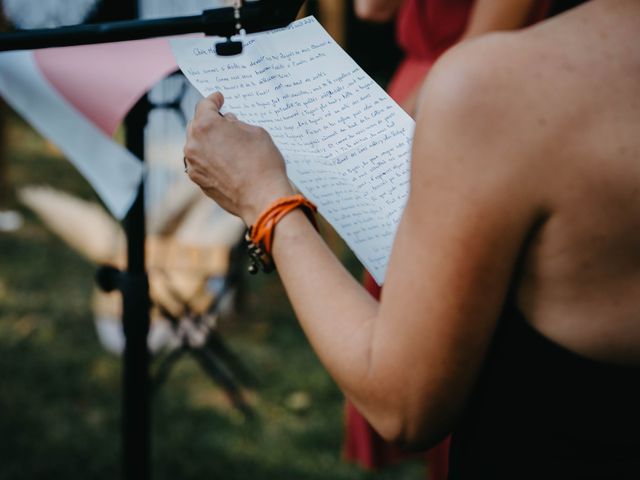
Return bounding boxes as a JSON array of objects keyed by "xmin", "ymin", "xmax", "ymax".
[{"xmin": 245, "ymin": 194, "xmax": 318, "ymax": 274}]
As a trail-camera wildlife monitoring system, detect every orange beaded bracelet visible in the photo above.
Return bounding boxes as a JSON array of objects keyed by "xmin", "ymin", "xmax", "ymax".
[{"xmin": 245, "ymin": 194, "xmax": 318, "ymax": 274}]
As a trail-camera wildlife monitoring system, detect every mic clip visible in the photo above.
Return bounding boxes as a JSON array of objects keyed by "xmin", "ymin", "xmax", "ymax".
[
  {"xmin": 215, "ymin": 0, "xmax": 244, "ymax": 56},
  {"xmin": 216, "ymin": 38, "xmax": 243, "ymax": 56}
]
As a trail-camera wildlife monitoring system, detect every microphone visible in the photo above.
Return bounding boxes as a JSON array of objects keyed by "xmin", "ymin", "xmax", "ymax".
[{"xmin": 0, "ymin": 0, "xmax": 306, "ymax": 52}]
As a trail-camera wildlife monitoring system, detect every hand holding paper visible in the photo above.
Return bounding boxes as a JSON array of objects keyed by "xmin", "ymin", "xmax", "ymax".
[
  {"xmin": 185, "ymin": 92, "xmax": 295, "ymax": 224},
  {"xmin": 173, "ymin": 17, "xmax": 415, "ymax": 283}
]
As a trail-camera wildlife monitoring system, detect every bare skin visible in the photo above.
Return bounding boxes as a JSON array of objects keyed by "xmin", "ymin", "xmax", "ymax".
[
  {"xmin": 353, "ymin": 0, "xmax": 404, "ymax": 23},
  {"xmin": 356, "ymin": 0, "xmax": 550, "ymax": 115},
  {"xmin": 184, "ymin": 0, "xmax": 640, "ymax": 450}
]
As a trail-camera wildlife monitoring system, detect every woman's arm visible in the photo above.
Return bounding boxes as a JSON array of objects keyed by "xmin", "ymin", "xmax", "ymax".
[
  {"xmin": 354, "ymin": 0, "xmax": 404, "ymax": 23},
  {"xmin": 184, "ymin": 37, "xmax": 547, "ymax": 449}
]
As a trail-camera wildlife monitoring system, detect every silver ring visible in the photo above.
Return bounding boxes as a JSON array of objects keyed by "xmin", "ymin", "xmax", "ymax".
[{"xmin": 183, "ymin": 156, "xmax": 189, "ymax": 174}]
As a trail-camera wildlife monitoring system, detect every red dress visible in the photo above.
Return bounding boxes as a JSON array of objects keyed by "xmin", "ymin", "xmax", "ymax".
[{"xmin": 344, "ymin": 0, "xmax": 551, "ymax": 478}]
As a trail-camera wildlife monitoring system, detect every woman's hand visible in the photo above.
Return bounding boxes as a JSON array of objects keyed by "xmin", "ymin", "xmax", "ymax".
[{"xmin": 184, "ymin": 92, "xmax": 295, "ymax": 225}]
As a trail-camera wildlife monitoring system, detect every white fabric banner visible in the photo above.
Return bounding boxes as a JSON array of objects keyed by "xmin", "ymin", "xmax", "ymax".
[{"xmin": 0, "ymin": 50, "xmax": 144, "ymax": 219}]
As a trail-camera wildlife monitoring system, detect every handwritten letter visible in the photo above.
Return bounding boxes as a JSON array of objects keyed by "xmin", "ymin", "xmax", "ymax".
[{"xmin": 171, "ymin": 17, "xmax": 414, "ymax": 284}]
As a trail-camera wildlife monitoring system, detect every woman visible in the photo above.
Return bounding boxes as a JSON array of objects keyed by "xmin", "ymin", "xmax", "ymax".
[
  {"xmin": 183, "ymin": 0, "xmax": 640, "ymax": 477},
  {"xmin": 349, "ymin": 1, "xmax": 559, "ymax": 476}
]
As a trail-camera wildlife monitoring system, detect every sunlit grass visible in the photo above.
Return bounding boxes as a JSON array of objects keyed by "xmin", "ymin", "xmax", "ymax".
[{"xmin": 0, "ymin": 114, "xmax": 424, "ymax": 479}]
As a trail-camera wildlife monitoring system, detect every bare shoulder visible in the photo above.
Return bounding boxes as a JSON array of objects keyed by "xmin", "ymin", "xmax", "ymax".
[
  {"xmin": 409, "ymin": 1, "xmax": 638, "ymax": 201},
  {"xmin": 414, "ymin": 0, "xmax": 640, "ymax": 175},
  {"xmin": 408, "ymin": 0, "xmax": 640, "ymax": 363},
  {"xmin": 408, "ymin": 28, "xmax": 562, "ymax": 213},
  {"xmin": 416, "ymin": 25, "xmax": 567, "ymax": 150}
]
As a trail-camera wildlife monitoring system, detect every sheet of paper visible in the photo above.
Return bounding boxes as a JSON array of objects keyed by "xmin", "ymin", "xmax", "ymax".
[{"xmin": 171, "ymin": 17, "xmax": 415, "ymax": 284}]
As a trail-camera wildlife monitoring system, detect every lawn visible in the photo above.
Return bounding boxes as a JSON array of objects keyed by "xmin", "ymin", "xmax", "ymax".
[{"xmin": 0, "ymin": 113, "xmax": 424, "ymax": 479}]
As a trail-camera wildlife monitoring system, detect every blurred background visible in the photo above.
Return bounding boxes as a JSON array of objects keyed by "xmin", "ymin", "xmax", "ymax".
[{"xmin": 0, "ymin": 1, "xmax": 424, "ymax": 479}]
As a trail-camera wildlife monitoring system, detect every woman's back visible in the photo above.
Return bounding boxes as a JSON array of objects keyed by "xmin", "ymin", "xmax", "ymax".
[
  {"xmin": 498, "ymin": 0, "xmax": 640, "ymax": 366},
  {"xmin": 445, "ymin": 2, "xmax": 640, "ymax": 475}
]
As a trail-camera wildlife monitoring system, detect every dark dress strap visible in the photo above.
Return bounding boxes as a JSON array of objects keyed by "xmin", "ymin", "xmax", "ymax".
[{"xmin": 448, "ymin": 306, "xmax": 640, "ymax": 479}]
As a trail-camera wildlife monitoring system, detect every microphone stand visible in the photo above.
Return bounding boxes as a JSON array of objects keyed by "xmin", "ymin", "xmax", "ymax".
[
  {"xmin": 0, "ymin": 1, "xmax": 305, "ymax": 479},
  {"xmin": 0, "ymin": 1, "xmax": 304, "ymax": 51}
]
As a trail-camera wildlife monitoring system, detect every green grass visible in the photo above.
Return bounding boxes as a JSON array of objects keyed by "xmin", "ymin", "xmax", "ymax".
[{"xmin": 0, "ymin": 115, "xmax": 424, "ymax": 479}]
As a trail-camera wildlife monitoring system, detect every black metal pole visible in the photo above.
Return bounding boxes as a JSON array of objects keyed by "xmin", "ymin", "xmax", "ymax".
[
  {"xmin": 0, "ymin": 0, "xmax": 305, "ymax": 52},
  {"xmin": 0, "ymin": 11, "xmax": 226, "ymax": 51},
  {"xmin": 122, "ymin": 95, "xmax": 151, "ymax": 480},
  {"xmin": 0, "ymin": 4, "xmax": 305, "ymax": 479}
]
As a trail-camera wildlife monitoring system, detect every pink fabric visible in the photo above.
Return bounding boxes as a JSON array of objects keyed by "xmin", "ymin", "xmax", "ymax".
[
  {"xmin": 396, "ymin": 0, "xmax": 471, "ymax": 63},
  {"xmin": 395, "ymin": 0, "xmax": 551, "ymax": 64},
  {"xmin": 344, "ymin": 401, "xmax": 417, "ymax": 468},
  {"xmin": 34, "ymin": 37, "xmax": 181, "ymax": 136},
  {"xmin": 386, "ymin": 57, "xmax": 433, "ymax": 105}
]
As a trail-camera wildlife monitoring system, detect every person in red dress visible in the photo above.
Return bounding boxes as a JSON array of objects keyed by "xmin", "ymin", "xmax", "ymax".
[{"xmin": 345, "ymin": 1, "xmax": 553, "ymax": 478}]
